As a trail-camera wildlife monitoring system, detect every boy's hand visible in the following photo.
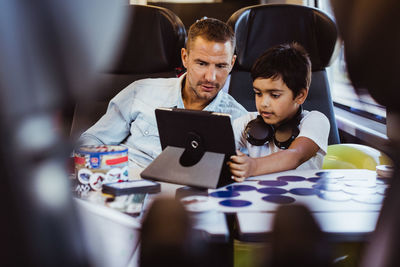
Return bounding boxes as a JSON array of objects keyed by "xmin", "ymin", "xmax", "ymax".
[{"xmin": 228, "ymin": 150, "xmax": 256, "ymax": 182}]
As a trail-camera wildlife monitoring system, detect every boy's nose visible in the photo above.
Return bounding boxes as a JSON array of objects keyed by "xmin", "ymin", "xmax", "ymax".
[{"xmin": 261, "ymin": 96, "xmax": 270, "ymax": 107}]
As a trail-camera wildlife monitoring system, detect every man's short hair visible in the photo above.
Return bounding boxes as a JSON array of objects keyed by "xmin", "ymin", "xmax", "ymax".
[
  {"xmin": 186, "ymin": 17, "xmax": 235, "ymax": 53},
  {"xmin": 251, "ymin": 42, "xmax": 312, "ymax": 97}
]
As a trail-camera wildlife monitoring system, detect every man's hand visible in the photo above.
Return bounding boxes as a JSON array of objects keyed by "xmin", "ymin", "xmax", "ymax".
[{"xmin": 227, "ymin": 150, "xmax": 256, "ymax": 182}]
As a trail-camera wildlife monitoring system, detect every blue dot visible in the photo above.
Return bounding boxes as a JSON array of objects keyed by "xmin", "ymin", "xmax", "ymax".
[
  {"xmin": 307, "ymin": 177, "xmax": 320, "ymax": 183},
  {"xmin": 315, "ymin": 171, "xmax": 328, "ymax": 176},
  {"xmin": 258, "ymin": 180, "xmax": 288, "ymax": 186},
  {"xmin": 262, "ymin": 195, "xmax": 295, "ymax": 204},
  {"xmin": 277, "ymin": 175, "xmax": 306, "ymax": 182},
  {"xmin": 257, "ymin": 187, "xmax": 288, "ymax": 195},
  {"xmin": 219, "ymin": 199, "xmax": 252, "ymax": 207},
  {"xmin": 226, "ymin": 185, "xmax": 257, "ymax": 191},
  {"xmin": 289, "ymin": 188, "xmax": 318, "ymax": 196},
  {"xmin": 209, "ymin": 191, "xmax": 240, "ymax": 198}
]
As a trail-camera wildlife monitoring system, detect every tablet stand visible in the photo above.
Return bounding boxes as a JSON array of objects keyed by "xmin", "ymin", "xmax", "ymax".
[{"xmin": 140, "ymin": 133, "xmax": 233, "ymax": 189}]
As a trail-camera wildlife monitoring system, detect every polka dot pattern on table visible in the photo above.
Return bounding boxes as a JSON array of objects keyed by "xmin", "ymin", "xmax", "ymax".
[
  {"xmin": 257, "ymin": 187, "xmax": 288, "ymax": 195},
  {"xmin": 307, "ymin": 177, "xmax": 320, "ymax": 183},
  {"xmin": 262, "ymin": 195, "xmax": 295, "ymax": 204},
  {"xmin": 258, "ymin": 180, "xmax": 288, "ymax": 187},
  {"xmin": 315, "ymin": 171, "xmax": 344, "ymax": 179},
  {"xmin": 219, "ymin": 199, "xmax": 252, "ymax": 207},
  {"xmin": 277, "ymin": 175, "xmax": 306, "ymax": 182},
  {"xmin": 226, "ymin": 185, "xmax": 257, "ymax": 192},
  {"xmin": 209, "ymin": 191, "xmax": 240, "ymax": 198},
  {"xmin": 289, "ymin": 188, "xmax": 318, "ymax": 196}
]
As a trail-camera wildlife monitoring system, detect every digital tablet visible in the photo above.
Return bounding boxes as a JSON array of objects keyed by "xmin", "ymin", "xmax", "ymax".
[{"xmin": 140, "ymin": 108, "xmax": 236, "ymax": 189}]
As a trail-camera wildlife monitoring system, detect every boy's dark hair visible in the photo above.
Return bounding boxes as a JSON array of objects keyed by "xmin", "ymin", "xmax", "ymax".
[
  {"xmin": 251, "ymin": 43, "xmax": 311, "ymax": 98},
  {"xmin": 186, "ymin": 17, "xmax": 235, "ymax": 53}
]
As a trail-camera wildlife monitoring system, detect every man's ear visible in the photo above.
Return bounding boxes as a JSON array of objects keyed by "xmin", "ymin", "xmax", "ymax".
[
  {"xmin": 181, "ymin": 47, "xmax": 188, "ymax": 68},
  {"xmin": 295, "ymin": 88, "xmax": 308, "ymax": 104},
  {"xmin": 229, "ymin": 54, "xmax": 237, "ymax": 72}
]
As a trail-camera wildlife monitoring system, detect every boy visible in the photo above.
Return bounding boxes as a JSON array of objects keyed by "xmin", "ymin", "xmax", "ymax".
[{"xmin": 228, "ymin": 43, "xmax": 329, "ymax": 182}]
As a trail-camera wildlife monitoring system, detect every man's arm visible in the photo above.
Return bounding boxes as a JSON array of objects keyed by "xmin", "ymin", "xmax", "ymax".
[{"xmin": 78, "ymin": 85, "xmax": 136, "ymax": 146}]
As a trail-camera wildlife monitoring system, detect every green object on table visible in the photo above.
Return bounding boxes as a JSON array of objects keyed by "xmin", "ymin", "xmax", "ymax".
[{"xmin": 323, "ymin": 143, "xmax": 392, "ymax": 170}]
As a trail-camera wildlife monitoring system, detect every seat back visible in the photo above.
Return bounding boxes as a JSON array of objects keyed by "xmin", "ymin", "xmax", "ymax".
[
  {"xmin": 70, "ymin": 4, "xmax": 186, "ymax": 140},
  {"xmin": 227, "ymin": 4, "xmax": 340, "ymax": 144}
]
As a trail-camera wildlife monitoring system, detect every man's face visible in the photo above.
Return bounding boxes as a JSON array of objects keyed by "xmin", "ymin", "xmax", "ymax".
[
  {"xmin": 181, "ymin": 36, "xmax": 236, "ymax": 104},
  {"xmin": 253, "ymin": 77, "xmax": 307, "ymax": 127}
]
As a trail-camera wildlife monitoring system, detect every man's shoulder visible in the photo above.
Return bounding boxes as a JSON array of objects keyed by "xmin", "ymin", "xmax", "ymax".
[
  {"xmin": 216, "ymin": 91, "xmax": 247, "ymax": 115},
  {"xmin": 121, "ymin": 77, "xmax": 181, "ymax": 100},
  {"xmin": 132, "ymin": 76, "xmax": 180, "ymax": 89},
  {"xmin": 233, "ymin": 112, "xmax": 258, "ymax": 126}
]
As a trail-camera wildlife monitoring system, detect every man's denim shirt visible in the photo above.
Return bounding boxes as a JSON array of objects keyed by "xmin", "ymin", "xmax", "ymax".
[{"xmin": 79, "ymin": 74, "xmax": 247, "ymax": 169}]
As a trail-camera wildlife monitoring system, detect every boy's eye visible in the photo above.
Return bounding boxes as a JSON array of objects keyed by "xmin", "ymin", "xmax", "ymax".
[
  {"xmin": 271, "ymin": 93, "xmax": 280, "ymax": 98},
  {"xmin": 253, "ymin": 91, "xmax": 262, "ymax": 96}
]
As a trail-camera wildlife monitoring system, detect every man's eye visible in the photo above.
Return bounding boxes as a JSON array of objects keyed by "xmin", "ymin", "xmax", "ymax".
[
  {"xmin": 254, "ymin": 91, "xmax": 262, "ymax": 96},
  {"xmin": 217, "ymin": 64, "xmax": 228, "ymax": 69}
]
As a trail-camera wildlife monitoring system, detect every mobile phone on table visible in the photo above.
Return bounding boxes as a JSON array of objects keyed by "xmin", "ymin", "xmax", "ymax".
[{"xmin": 102, "ymin": 179, "xmax": 161, "ymax": 196}]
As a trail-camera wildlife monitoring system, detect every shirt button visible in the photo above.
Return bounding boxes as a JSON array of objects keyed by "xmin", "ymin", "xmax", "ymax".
[{"xmin": 144, "ymin": 130, "xmax": 149, "ymax": 136}]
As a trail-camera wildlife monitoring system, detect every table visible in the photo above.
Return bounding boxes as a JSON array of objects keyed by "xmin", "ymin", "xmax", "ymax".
[
  {"xmin": 203, "ymin": 169, "xmax": 387, "ymax": 242},
  {"xmin": 74, "ymin": 167, "xmax": 388, "ymax": 266}
]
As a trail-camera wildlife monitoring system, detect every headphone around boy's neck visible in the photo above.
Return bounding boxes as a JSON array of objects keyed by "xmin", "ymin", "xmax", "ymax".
[{"xmin": 244, "ymin": 106, "xmax": 303, "ymax": 149}]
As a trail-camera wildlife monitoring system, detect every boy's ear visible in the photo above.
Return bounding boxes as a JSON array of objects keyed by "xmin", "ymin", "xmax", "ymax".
[{"xmin": 295, "ymin": 88, "xmax": 308, "ymax": 104}]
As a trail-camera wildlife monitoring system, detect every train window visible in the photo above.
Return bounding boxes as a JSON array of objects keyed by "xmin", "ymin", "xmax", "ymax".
[{"xmin": 317, "ymin": 0, "xmax": 387, "ymax": 124}]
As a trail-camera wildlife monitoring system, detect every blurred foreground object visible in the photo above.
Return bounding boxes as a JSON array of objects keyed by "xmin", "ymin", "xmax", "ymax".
[
  {"xmin": 140, "ymin": 197, "xmax": 208, "ymax": 267},
  {"xmin": 0, "ymin": 0, "xmax": 126, "ymax": 266},
  {"xmin": 268, "ymin": 205, "xmax": 333, "ymax": 267},
  {"xmin": 330, "ymin": 0, "xmax": 400, "ymax": 266}
]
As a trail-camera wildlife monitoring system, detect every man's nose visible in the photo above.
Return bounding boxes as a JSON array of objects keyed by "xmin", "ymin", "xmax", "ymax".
[{"xmin": 204, "ymin": 65, "xmax": 216, "ymax": 82}]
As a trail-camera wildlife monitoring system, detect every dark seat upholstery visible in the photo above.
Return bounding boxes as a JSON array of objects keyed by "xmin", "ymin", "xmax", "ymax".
[
  {"xmin": 227, "ymin": 4, "xmax": 340, "ymax": 145},
  {"xmin": 70, "ymin": 4, "xmax": 186, "ymax": 141}
]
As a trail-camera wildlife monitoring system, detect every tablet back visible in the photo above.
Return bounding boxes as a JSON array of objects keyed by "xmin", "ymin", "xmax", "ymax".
[{"xmin": 140, "ymin": 108, "xmax": 235, "ymax": 189}]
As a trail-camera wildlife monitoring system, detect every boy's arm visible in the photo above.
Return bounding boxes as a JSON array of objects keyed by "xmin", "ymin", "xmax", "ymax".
[
  {"xmin": 252, "ymin": 136, "xmax": 319, "ymax": 176},
  {"xmin": 229, "ymin": 136, "xmax": 319, "ymax": 180}
]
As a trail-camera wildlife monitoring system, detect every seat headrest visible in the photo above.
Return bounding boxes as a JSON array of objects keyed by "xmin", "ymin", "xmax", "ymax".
[
  {"xmin": 227, "ymin": 4, "xmax": 338, "ymax": 72},
  {"xmin": 108, "ymin": 5, "xmax": 186, "ymax": 74}
]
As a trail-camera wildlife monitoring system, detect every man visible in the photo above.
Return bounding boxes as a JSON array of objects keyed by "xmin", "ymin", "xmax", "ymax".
[{"xmin": 78, "ymin": 18, "xmax": 247, "ymax": 170}]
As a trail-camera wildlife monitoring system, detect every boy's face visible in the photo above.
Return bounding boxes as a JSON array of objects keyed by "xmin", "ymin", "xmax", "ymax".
[
  {"xmin": 253, "ymin": 77, "xmax": 307, "ymax": 127},
  {"xmin": 181, "ymin": 36, "xmax": 236, "ymax": 105}
]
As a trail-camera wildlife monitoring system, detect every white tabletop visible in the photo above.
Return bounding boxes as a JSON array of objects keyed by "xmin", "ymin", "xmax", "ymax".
[{"xmin": 223, "ymin": 169, "xmax": 388, "ymax": 242}]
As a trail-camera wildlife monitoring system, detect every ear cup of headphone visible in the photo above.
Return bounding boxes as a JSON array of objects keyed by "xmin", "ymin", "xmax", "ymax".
[
  {"xmin": 244, "ymin": 115, "xmax": 274, "ymax": 146},
  {"xmin": 274, "ymin": 124, "xmax": 300, "ymax": 149},
  {"xmin": 273, "ymin": 107, "xmax": 302, "ymax": 149},
  {"xmin": 244, "ymin": 107, "xmax": 303, "ymax": 148}
]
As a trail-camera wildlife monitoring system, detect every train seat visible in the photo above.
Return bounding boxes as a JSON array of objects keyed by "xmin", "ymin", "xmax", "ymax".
[
  {"xmin": 227, "ymin": 4, "xmax": 340, "ymax": 145},
  {"xmin": 69, "ymin": 4, "xmax": 186, "ymax": 141}
]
